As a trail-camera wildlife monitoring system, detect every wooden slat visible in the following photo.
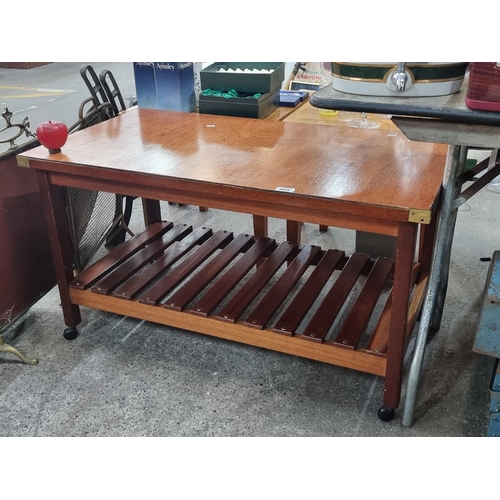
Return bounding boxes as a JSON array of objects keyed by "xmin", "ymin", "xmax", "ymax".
[
  {"xmin": 273, "ymin": 249, "xmax": 345, "ymax": 336},
  {"xmin": 301, "ymin": 253, "xmax": 369, "ymax": 343},
  {"xmin": 164, "ymin": 234, "xmax": 254, "ymax": 312},
  {"xmin": 215, "ymin": 241, "xmax": 297, "ymax": 323},
  {"xmin": 112, "ymin": 227, "xmax": 213, "ymax": 300},
  {"xmin": 366, "ymin": 263, "xmax": 420, "ymax": 355},
  {"xmin": 91, "ymin": 224, "xmax": 192, "ymax": 295},
  {"xmin": 365, "ymin": 290, "xmax": 393, "ymax": 355},
  {"xmin": 333, "ymin": 257, "xmax": 394, "ymax": 350},
  {"xmin": 244, "ymin": 245, "xmax": 321, "ymax": 330},
  {"xmin": 138, "ymin": 230, "xmax": 233, "ymax": 306},
  {"xmin": 189, "ymin": 237, "xmax": 276, "ymax": 317},
  {"xmin": 70, "ymin": 221, "xmax": 173, "ymax": 290}
]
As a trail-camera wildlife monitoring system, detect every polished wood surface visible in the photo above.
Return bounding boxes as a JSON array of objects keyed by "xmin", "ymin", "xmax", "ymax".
[
  {"xmin": 281, "ymin": 102, "xmax": 400, "ymax": 237},
  {"xmin": 265, "ymin": 98, "xmax": 309, "ymax": 121},
  {"xmin": 24, "ymin": 107, "xmax": 446, "ymax": 215}
]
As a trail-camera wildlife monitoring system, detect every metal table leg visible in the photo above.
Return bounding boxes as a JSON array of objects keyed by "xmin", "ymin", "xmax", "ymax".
[
  {"xmin": 431, "ymin": 146, "xmax": 469, "ymax": 330},
  {"xmin": 402, "ymin": 144, "xmax": 467, "ymax": 427}
]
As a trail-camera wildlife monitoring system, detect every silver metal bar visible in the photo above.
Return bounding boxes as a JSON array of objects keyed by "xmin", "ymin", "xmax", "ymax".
[
  {"xmin": 452, "ymin": 160, "xmax": 500, "ymax": 211},
  {"xmin": 431, "ymin": 146, "xmax": 469, "ymax": 329},
  {"xmin": 402, "ymin": 144, "xmax": 466, "ymax": 427}
]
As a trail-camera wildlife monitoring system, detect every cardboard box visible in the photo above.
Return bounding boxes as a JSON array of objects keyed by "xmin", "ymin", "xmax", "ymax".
[
  {"xmin": 198, "ymin": 87, "xmax": 280, "ymax": 119},
  {"xmin": 200, "ymin": 63, "xmax": 284, "ymax": 94},
  {"xmin": 133, "ymin": 62, "xmax": 196, "ymax": 112}
]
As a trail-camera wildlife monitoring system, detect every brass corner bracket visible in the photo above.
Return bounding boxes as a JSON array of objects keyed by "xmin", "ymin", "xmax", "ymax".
[{"xmin": 408, "ymin": 209, "xmax": 431, "ymax": 224}]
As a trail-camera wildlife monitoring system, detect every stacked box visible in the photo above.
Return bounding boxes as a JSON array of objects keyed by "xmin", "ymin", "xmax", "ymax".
[
  {"xmin": 133, "ymin": 62, "xmax": 196, "ymax": 112},
  {"xmin": 198, "ymin": 62, "xmax": 284, "ymax": 119},
  {"xmin": 200, "ymin": 62, "xmax": 284, "ymax": 93}
]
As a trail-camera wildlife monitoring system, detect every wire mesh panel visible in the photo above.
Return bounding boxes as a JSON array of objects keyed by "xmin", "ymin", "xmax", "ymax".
[
  {"xmin": 67, "ymin": 99, "xmax": 129, "ymax": 272},
  {"xmin": 66, "ymin": 187, "xmax": 118, "ymax": 270}
]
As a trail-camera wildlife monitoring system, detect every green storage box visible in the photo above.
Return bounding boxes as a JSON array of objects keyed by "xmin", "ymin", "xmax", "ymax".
[
  {"xmin": 198, "ymin": 87, "xmax": 280, "ymax": 119},
  {"xmin": 200, "ymin": 62, "xmax": 285, "ymax": 94}
]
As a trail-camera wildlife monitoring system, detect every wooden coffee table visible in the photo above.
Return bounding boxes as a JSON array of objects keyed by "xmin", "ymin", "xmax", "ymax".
[{"xmin": 17, "ymin": 107, "xmax": 447, "ymax": 421}]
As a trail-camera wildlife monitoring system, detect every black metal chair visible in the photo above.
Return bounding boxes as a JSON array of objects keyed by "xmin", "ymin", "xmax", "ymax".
[
  {"xmin": 80, "ymin": 64, "xmax": 136, "ymax": 247},
  {"xmin": 99, "ymin": 69, "xmax": 128, "ymax": 116},
  {"xmin": 80, "ymin": 64, "xmax": 114, "ymax": 118}
]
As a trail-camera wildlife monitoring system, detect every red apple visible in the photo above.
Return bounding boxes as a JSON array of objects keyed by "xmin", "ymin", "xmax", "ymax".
[{"xmin": 36, "ymin": 120, "xmax": 69, "ymax": 154}]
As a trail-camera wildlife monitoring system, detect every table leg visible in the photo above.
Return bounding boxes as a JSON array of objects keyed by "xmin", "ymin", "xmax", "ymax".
[
  {"xmin": 286, "ymin": 220, "xmax": 301, "ymax": 245},
  {"xmin": 380, "ymin": 221, "xmax": 417, "ymax": 420},
  {"xmin": 418, "ymin": 214, "xmax": 439, "ymax": 277},
  {"xmin": 252, "ymin": 215, "xmax": 268, "ymax": 269},
  {"xmin": 36, "ymin": 171, "xmax": 81, "ymax": 336},
  {"xmin": 402, "ymin": 144, "xmax": 467, "ymax": 427},
  {"xmin": 142, "ymin": 198, "xmax": 162, "ymax": 226},
  {"xmin": 252, "ymin": 215, "xmax": 268, "ymax": 240},
  {"xmin": 431, "ymin": 146, "xmax": 468, "ymax": 330}
]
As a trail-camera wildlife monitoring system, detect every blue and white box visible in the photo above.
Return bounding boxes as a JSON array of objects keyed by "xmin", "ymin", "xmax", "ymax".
[
  {"xmin": 133, "ymin": 62, "xmax": 157, "ymax": 109},
  {"xmin": 154, "ymin": 62, "xmax": 196, "ymax": 112},
  {"xmin": 133, "ymin": 62, "xmax": 196, "ymax": 112}
]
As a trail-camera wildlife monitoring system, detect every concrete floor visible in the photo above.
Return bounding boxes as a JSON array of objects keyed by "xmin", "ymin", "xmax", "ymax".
[{"xmin": 1, "ymin": 62, "xmax": 499, "ymax": 437}]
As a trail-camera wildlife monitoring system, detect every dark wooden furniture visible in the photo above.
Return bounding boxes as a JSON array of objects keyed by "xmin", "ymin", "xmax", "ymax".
[
  {"xmin": 17, "ymin": 107, "xmax": 447, "ymax": 420},
  {"xmin": 0, "ymin": 106, "xmax": 55, "ymax": 365},
  {"xmin": 0, "ymin": 153, "xmax": 55, "ymax": 365}
]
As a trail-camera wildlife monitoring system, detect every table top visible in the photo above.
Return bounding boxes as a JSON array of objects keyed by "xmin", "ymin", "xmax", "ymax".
[
  {"xmin": 20, "ymin": 107, "xmax": 447, "ymax": 217},
  {"xmin": 310, "ymin": 77, "xmax": 500, "ymax": 127}
]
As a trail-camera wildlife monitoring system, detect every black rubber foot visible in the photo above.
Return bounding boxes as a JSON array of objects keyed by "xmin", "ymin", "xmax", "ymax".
[
  {"xmin": 63, "ymin": 327, "xmax": 79, "ymax": 341},
  {"xmin": 378, "ymin": 406, "xmax": 396, "ymax": 422}
]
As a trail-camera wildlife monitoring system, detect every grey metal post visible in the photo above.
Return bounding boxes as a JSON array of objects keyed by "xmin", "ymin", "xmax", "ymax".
[{"xmin": 402, "ymin": 144, "xmax": 467, "ymax": 427}]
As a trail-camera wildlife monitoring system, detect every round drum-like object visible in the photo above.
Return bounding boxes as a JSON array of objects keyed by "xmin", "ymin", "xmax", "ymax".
[{"xmin": 331, "ymin": 62, "xmax": 469, "ymax": 97}]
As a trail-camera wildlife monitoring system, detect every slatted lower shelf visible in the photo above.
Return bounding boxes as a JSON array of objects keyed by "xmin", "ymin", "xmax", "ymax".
[{"xmin": 69, "ymin": 221, "xmax": 425, "ymax": 378}]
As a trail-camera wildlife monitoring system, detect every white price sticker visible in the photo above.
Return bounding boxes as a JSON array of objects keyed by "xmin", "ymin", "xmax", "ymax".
[{"xmin": 275, "ymin": 186, "xmax": 295, "ymax": 193}]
